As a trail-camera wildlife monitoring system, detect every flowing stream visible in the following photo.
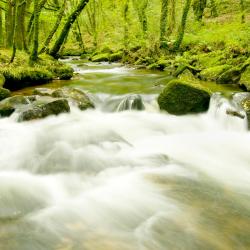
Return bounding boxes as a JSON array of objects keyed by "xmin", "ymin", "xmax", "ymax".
[{"xmin": 1, "ymin": 60, "xmax": 250, "ymax": 250}]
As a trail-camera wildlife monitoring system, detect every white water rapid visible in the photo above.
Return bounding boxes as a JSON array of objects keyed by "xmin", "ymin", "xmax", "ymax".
[{"xmin": 1, "ymin": 66, "xmax": 250, "ymax": 250}]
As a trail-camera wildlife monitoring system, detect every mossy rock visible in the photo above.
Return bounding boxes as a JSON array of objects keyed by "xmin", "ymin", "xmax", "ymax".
[
  {"xmin": 49, "ymin": 65, "xmax": 74, "ymax": 80},
  {"xmin": 1, "ymin": 67, "xmax": 53, "ymax": 90},
  {"xmin": 158, "ymin": 80, "xmax": 211, "ymax": 115},
  {"xmin": 18, "ymin": 98, "xmax": 70, "ymax": 122},
  {"xmin": 109, "ymin": 51, "xmax": 123, "ymax": 62},
  {"xmin": 0, "ymin": 87, "xmax": 11, "ymax": 101},
  {"xmin": 0, "ymin": 73, "xmax": 5, "ymax": 87},
  {"xmin": 91, "ymin": 53, "xmax": 110, "ymax": 62},
  {"xmin": 199, "ymin": 65, "xmax": 231, "ymax": 81},
  {"xmin": 0, "ymin": 95, "xmax": 29, "ymax": 117},
  {"xmin": 33, "ymin": 88, "xmax": 54, "ymax": 96},
  {"xmin": 52, "ymin": 87, "xmax": 94, "ymax": 110}
]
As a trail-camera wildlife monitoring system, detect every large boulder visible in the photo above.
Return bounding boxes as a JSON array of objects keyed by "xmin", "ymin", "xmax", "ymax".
[
  {"xmin": 0, "ymin": 95, "xmax": 29, "ymax": 117},
  {"xmin": 18, "ymin": 98, "xmax": 70, "ymax": 122},
  {"xmin": 91, "ymin": 53, "xmax": 110, "ymax": 62},
  {"xmin": 52, "ymin": 87, "xmax": 94, "ymax": 110},
  {"xmin": 0, "ymin": 87, "xmax": 11, "ymax": 101},
  {"xmin": 158, "ymin": 80, "xmax": 211, "ymax": 115}
]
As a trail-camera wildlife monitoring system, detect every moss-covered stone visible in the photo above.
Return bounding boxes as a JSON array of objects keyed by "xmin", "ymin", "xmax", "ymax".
[
  {"xmin": 158, "ymin": 80, "xmax": 211, "ymax": 115},
  {"xmin": 1, "ymin": 67, "xmax": 53, "ymax": 90},
  {"xmin": 33, "ymin": 88, "xmax": 54, "ymax": 96},
  {"xmin": 49, "ymin": 65, "xmax": 74, "ymax": 80},
  {"xmin": 52, "ymin": 87, "xmax": 94, "ymax": 110},
  {"xmin": 0, "ymin": 95, "xmax": 29, "ymax": 117},
  {"xmin": 0, "ymin": 74, "xmax": 5, "ymax": 87},
  {"xmin": 0, "ymin": 87, "xmax": 11, "ymax": 101},
  {"xmin": 18, "ymin": 98, "xmax": 70, "ymax": 122},
  {"xmin": 109, "ymin": 51, "xmax": 123, "ymax": 62},
  {"xmin": 91, "ymin": 53, "xmax": 110, "ymax": 62},
  {"xmin": 199, "ymin": 65, "xmax": 231, "ymax": 81}
]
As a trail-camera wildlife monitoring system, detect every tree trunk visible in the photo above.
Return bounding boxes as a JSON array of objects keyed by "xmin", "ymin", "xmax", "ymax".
[
  {"xmin": 192, "ymin": 0, "xmax": 207, "ymax": 22},
  {"xmin": 123, "ymin": 0, "xmax": 129, "ymax": 49},
  {"xmin": 39, "ymin": 0, "xmax": 66, "ymax": 54},
  {"xmin": 240, "ymin": 0, "xmax": 245, "ymax": 23},
  {"xmin": 168, "ymin": 0, "xmax": 176, "ymax": 35},
  {"xmin": 174, "ymin": 0, "xmax": 192, "ymax": 51},
  {"xmin": 160, "ymin": 0, "xmax": 168, "ymax": 42},
  {"xmin": 210, "ymin": 0, "xmax": 218, "ymax": 17},
  {"xmin": 0, "ymin": 9, "xmax": 3, "ymax": 45},
  {"xmin": 10, "ymin": 1, "xmax": 18, "ymax": 63},
  {"xmin": 29, "ymin": 0, "xmax": 39, "ymax": 63},
  {"xmin": 49, "ymin": 0, "xmax": 90, "ymax": 58},
  {"xmin": 5, "ymin": 0, "xmax": 14, "ymax": 48}
]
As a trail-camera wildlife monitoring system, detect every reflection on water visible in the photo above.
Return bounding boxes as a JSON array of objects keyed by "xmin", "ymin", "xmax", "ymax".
[{"xmin": 2, "ymin": 61, "xmax": 250, "ymax": 250}]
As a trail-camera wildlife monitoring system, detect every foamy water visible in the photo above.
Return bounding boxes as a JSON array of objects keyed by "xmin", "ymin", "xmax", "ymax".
[{"xmin": 0, "ymin": 93, "xmax": 250, "ymax": 250}]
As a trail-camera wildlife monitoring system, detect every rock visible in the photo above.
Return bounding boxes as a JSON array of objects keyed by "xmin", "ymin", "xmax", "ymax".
[
  {"xmin": 199, "ymin": 65, "xmax": 231, "ymax": 81},
  {"xmin": 110, "ymin": 51, "xmax": 123, "ymax": 62},
  {"xmin": 158, "ymin": 80, "xmax": 211, "ymax": 115},
  {"xmin": 0, "ymin": 73, "xmax": 5, "ymax": 87},
  {"xmin": 216, "ymin": 61, "xmax": 250, "ymax": 84},
  {"xmin": 49, "ymin": 65, "xmax": 74, "ymax": 80},
  {"xmin": 33, "ymin": 88, "xmax": 53, "ymax": 96},
  {"xmin": 0, "ymin": 95, "xmax": 30, "ymax": 117},
  {"xmin": 18, "ymin": 98, "xmax": 70, "ymax": 122},
  {"xmin": 52, "ymin": 87, "xmax": 94, "ymax": 110},
  {"xmin": 0, "ymin": 87, "xmax": 11, "ymax": 101},
  {"xmin": 91, "ymin": 53, "xmax": 110, "ymax": 62},
  {"xmin": 117, "ymin": 94, "xmax": 145, "ymax": 111}
]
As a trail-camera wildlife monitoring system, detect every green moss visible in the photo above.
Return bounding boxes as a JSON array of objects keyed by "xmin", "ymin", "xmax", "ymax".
[
  {"xmin": 109, "ymin": 51, "xmax": 123, "ymax": 62},
  {"xmin": 0, "ymin": 87, "xmax": 11, "ymax": 101},
  {"xmin": 158, "ymin": 79, "xmax": 211, "ymax": 115},
  {"xmin": 1, "ymin": 67, "xmax": 53, "ymax": 91},
  {"xmin": 0, "ymin": 73, "xmax": 5, "ymax": 87},
  {"xmin": 199, "ymin": 65, "xmax": 231, "ymax": 81},
  {"xmin": 91, "ymin": 53, "xmax": 110, "ymax": 62},
  {"xmin": 49, "ymin": 65, "xmax": 74, "ymax": 80}
]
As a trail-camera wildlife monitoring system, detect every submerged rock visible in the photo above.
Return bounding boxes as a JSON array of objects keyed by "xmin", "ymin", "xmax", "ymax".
[
  {"xmin": 158, "ymin": 80, "xmax": 210, "ymax": 115},
  {"xmin": 0, "ymin": 87, "xmax": 11, "ymax": 101},
  {"xmin": 33, "ymin": 88, "xmax": 54, "ymax": 96},
  {"xmin": 117, "ymin": 94, "xmax": 145, "ymax": 111},
  {"xmin": 52, "ymin": 87, "xmax": 94, "ymax": 110},
  {"xmin": 0, "ymin": 95, "xmax": 30, "ymax": 117},
  {"xmin": 18, "ymin": 98, "xmax": 70, "ymax": 122}
]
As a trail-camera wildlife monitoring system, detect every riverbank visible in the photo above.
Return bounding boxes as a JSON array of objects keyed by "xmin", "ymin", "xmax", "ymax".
[{"xmin": 0, "ymin": 50, "xmax": 74, "ymax": 91}]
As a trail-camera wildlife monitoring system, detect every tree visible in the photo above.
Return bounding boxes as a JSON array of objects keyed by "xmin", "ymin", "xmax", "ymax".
[
  {"xmin": 174, "ymin": 0, "xmax": 192, "ymax": 51},
  {"xmin": 49, "ymin": 0, "xmax": 90, "ymax": 58},
  {"xmin": 160, "ymin": 0, "xmax": 168, "ymax": 43},
  {"xmin": 168, "ymin": 0, "xmax": 176, "ymax": 35},
  {"xmin": 192, "ymin": 0, "xmax": 207, "ymax": 22},
  {"xmin": 240, "ymin": 0, "xmax": 245, "ymax": 23}
]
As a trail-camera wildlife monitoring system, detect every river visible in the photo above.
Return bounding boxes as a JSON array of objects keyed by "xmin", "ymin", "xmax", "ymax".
[{"xmin": 1, "ymin": 60, "xmax": 250, "ymax": 250}]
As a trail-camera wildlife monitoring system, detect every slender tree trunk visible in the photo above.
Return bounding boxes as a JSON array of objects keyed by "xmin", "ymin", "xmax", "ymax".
[
  {"xmin": 39, "ymin": 0, "xmax": 66, "ymax": 54},
  {"xmin": 168, "ymin": 0, "xmax": 176, "ymax": 34},
  {"xmin": 30, "ymin": 0, "xmax": 39, "ymax": 63},
  {"xmin": 210, "ymin": 0, "xmax": 218, "ymax": 17},
  {"xmin": 174, "ymin": 0, "xmax": 192, "ymax": 51},
  {"xmin": 123, "ymin": 0, "xmax": 129, "ymax": 49},
  {"xmin": 5, "ymin": 0, "xmax": 14, "ymax": 48},
  {"xmin": 192, "ymin": 0, "xmax": 207, "ymax": 22},
  {"xmin": 240, "ymin": 0, "xmax": 245, "ymax": 23},
  {"xmin": 10, "ymin": 1, "xmax": 18, "ymax": 63},
  {"xmin": 160, "ymin": 0, "xmax": 168, "ymax": 42},
  {"xmin": 0, "ymin": 9, "xmax": 3, "ymax": 45},
  {"xmin": 49, "ymin": 0, "xmax": 90, "ymax": 58}
]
